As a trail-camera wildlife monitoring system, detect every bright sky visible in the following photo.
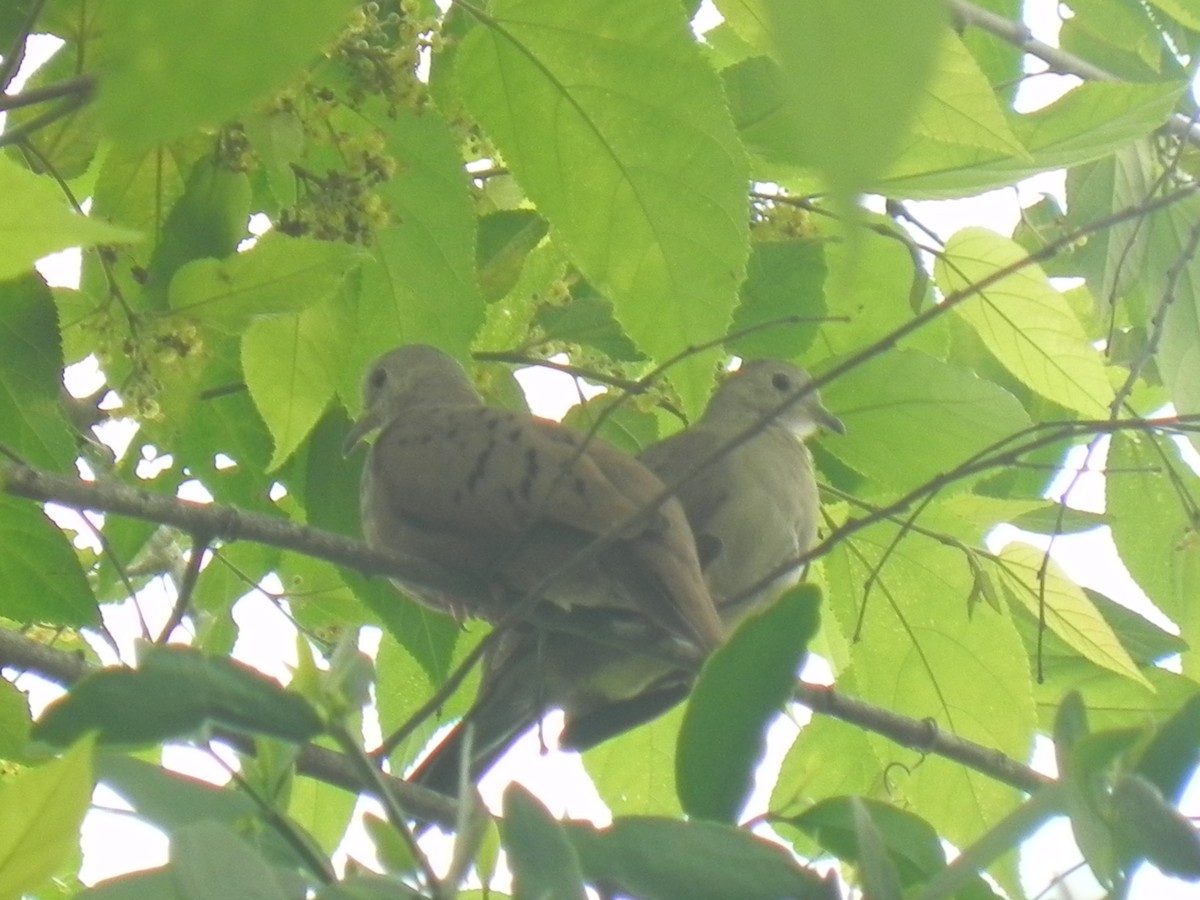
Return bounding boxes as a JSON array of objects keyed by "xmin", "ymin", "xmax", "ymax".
[{"xmin": 6, "ymin": 2, "xmax": 1198, "ymax": 897}]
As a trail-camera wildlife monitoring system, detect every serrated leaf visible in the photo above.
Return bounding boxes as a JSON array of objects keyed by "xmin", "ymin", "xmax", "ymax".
[
  {"xmin": 726, "ymin": 239, "xmax": 826, "ymax": 360},
  {"xmin": 170, "ymin": 234, "xmax": 366, "ymax": 331},
  {"xmin": 0, "ymin": 274, "xmax": 76, "ymax": 470},
  {"xmin": 881, "ymin": 81, "xmax": 1182, "ymax": 198},
  {"xmin": 352, "ymin": 104, "xmax": 486, "ymax": 379},
  {"xmin": 937, "ymin": 228, "xmax": 1114, "ymax": 417},
  {"xmin": 0, "ymin": 495, "xmax": 99, "ymax": 626},
  {"xmin": 536, "ymin": 295, "xmax": 645, "ymax": 361},
  {"xmin": 997, "ymin": 542, "xmax": 1151, "ymax": 689},
  {"xmin": 820, "ymin": 349, "xmax": 1032, "ymax": 493},
  {"xmin": 825, "ymin": 528, "xmax": 1035, "ymax": 848},
  {"xmin": 908, "ymin": 30, "xmax": 1027, "ymax": 159},
  {"xmin": 243, "ymin": 290, "xmax": 351, "ymax": 471},
  {"xmin": 454, "ymin": 0, "xmax": 749, "ymax": 415}
]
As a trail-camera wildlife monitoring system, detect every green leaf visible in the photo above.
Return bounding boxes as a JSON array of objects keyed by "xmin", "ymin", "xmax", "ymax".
[
  {"xmin": 936, "ymin": 228, "xmax": 1114, "ymax": 417},
  {"xmin": 243, "ymin": 289, "xmax": 352, "ymax": 471},
  {"xmin": 584, "ymin": 704, "xmax": 683, "ymax": 817},
  {"xmin": 881, "ymin": 81, "xmax": 1183, "ymax": 198},
  {"xmin": 793, "ymin": 797, "xmax": 947, "ymax": 888},
  {"xmin": 477, "ymin": 209, "xmax": 549, "ymax": 302},
  {"xmin": 0, "ymin": 157, "xmax": 140, "ymax": 281},
  {"xmin": 1146, "ymin": 193, "xmax": 1200, "ymax": 456},
  {"xmin": 97, "ymin": 754, "xmax": 256, "ymax": 833},
  {"xmin": 564, "ymin": 816, "xmax": 834, "ymax": 900},
  {"xmin": 997, "ymin": 542, "xmax": 1150, "ymax": 689},
  {"xmin": 1084, "ymin": 586, "xmax": 1189, "ymax": 666},
  {"xmin": 726, "ymin": 239, "xmax": 826, "ymax": 360},
  {"xmin": 95, "ymin": 0, "xmax": 359, "ymax": 147},
  {"xmin": 0, "ymin": 273, "xmax": 76, "ymax": 470},
  {"xmin": 758, "ymin": 0, "xmax": 944, "ymax": 199},
  {"xmin": 1134, "ymin": 694, "xmax": 1200, "ymax": 804},
  {"xmin": 1113, "ymin": 773, "xmax": 1200, "ymax": 879},
  {"xmin": 677, "ymin": 585, "xmax": 820, "ymax": 822},
  {"xmin": 825, "ymin": 529, "xmax": 1035, "ymax": 848},
  {"xmin": 170, "ymin": 821, "xmax": 291, "ymax": 900},
  {"xmin": 34, "ymin": 645, "xmax": 324, "ymax": 747},
  {"xmin": 502, "ymin": 785, "xmax": 587, "ymax": 900},
  {"xmin": 0, "ymin": 736, "xmax": 95, "ymax": 900},
  {"xmin": 352, "ymin": 105, "xmax": 486, "ymax": 376},
  {"xmin": 908, "ymin": 30, "xmax": 1027, "ymax": 160},
  {"xmin": 144, "ymin": 160, "xmax": 251, "ymax": 307},
  {"xmin": 1147, "ymin": 0, "xmax": 1200, "ymax": 30},
  {"xmin": 851, "ymin": 798, "xmax": 904, "ymax": 900},
  {"xmin": 4, "ymin": 43, "xmax": 102, "ymax": 180},
  {"xmin": 0, "ymin": 679, "xmax": 32, "ymax": 759},
  {"xmin": 0, "ymin": 495, "xmax": 99, "ymax": 626},
  {"xmin": 1065, "ymin": 142, "xmax": 1157, "ymax": 306},
  {"xmin": 536, "ymin": 295, "xmax": 646, "ymax": 362},
  {"xmin": 819, "ymin": 349, "xmax": 1032, "ymax": 494},
  {"xmin": 170, "ymin": 234, "xmax": 366, "ymax": 331},
  {"xmin": 1062, "ymin": 0, "xmax": 1172, "ymax": 80},
  {"xmin": 454, "ymin": 0, "xmax": 749, "ymax": 415}
]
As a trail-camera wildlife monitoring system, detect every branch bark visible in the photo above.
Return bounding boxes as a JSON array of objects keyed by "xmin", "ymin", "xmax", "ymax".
[{"xmin": 0, "ymin": 457, "xmax": 1052, "ymax": 798}]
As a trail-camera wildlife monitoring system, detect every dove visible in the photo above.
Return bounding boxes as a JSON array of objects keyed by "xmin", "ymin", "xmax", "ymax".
[
  {"xmin": 408, "ymin": 358, "xmax": 843, "ymax": 794},
  {"xmin": 343, "ymin": 344, "xmax": 725, "ymax": 651}
]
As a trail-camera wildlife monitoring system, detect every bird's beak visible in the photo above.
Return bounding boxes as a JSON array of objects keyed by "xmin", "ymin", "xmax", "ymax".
[
  {"xmin": 817, "ymin": 405, "xmax": 845, "ymax": 435},
  {"xmin": 342, "ymin": 409, "xmax": 381, "ymax": 456}
]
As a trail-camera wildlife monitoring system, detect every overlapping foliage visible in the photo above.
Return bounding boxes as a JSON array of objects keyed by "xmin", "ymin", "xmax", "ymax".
[{"xmin": 1, "ymin": 0, "xmax": 1199, "ymax": 897}]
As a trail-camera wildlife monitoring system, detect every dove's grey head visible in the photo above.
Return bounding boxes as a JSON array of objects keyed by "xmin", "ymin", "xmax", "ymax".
[
  {"xmin": 705, "ymin": 359, "xmax": 844, "ymax": 440},
  {"xmin": 343, "ymin": 345, "xmax": 482, "ymax": 453}
]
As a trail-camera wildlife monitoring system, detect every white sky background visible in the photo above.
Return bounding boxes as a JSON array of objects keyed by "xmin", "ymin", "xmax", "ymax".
[{"xmin": 5, "ymin": 1, "xmax": 1199, "ymax": 897}]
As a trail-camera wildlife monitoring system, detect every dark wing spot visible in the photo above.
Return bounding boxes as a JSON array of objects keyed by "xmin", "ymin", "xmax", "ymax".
[
  {"xmin": 466, "ymin": 441, "xmax": 496, "ymax": 492},
  {"xmin": 771, "ymin": 372, "xmax": 792, "ymax": 392},
  {"xmin": 508, "ymin": 426, "xmax": 522, "ymax": 442},
  {"xmin": 517, "ymin": 448, "xmax": 540, "ymax": 501},
  {"xmin": 573, "ymin": 476, "xmax": 587, "ymax": 496}
]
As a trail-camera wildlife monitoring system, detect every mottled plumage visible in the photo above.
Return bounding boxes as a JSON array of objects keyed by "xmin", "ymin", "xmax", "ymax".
[
  {"xmin": 409, "ymin": 359, "xmax": 842, "ymax": 794},
  {"xmin": 345, "ymin": 344, "xmax": 725, "ymax": 650}
]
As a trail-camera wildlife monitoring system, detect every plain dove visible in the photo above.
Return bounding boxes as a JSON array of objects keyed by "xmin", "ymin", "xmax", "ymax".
[
  {"xmin": 343, "ymin": 344, "xmax": 726, "ymax": 651},
  {"xmin": 408, "ymin": 358, "xmax": 843, "ymax": 793}
]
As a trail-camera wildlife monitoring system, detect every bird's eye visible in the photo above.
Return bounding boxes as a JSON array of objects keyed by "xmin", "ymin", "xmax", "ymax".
[
  {"xmin": 771, "ymin": 372, "xmax": 792, "ymax": 392},
  {"xmin": 369, "ymin": 367, "xmax": 388, "ymax": 390}
]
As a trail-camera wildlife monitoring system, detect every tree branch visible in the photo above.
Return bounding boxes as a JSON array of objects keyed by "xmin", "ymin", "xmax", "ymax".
[
  {"xmin": 2, "ymin": 460, "xmax": 487, "ymax": 606},
  {"xmin": 0, "ymin": 449, "xmax": 1054, "ymax": 798},
  {"xmin": 950, "ymin": 0, "xmax": 1200, "ymax": 147},
  {"xmin": 0, "ymin": 625, "xmax": 460, "ymax": 829}
]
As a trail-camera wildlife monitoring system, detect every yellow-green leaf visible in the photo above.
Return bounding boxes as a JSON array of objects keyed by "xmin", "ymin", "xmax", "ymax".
[
  {"xmin": 997, "ymin": 542, "xmax": 1151, "ymax": 690},
  {"xmin": 937, "ymin": 228, "xmax": 1114, "ymax": 417},
  {"xmin": 0, "ymin": 736, "xmax": 95, "ymax": 899}
]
